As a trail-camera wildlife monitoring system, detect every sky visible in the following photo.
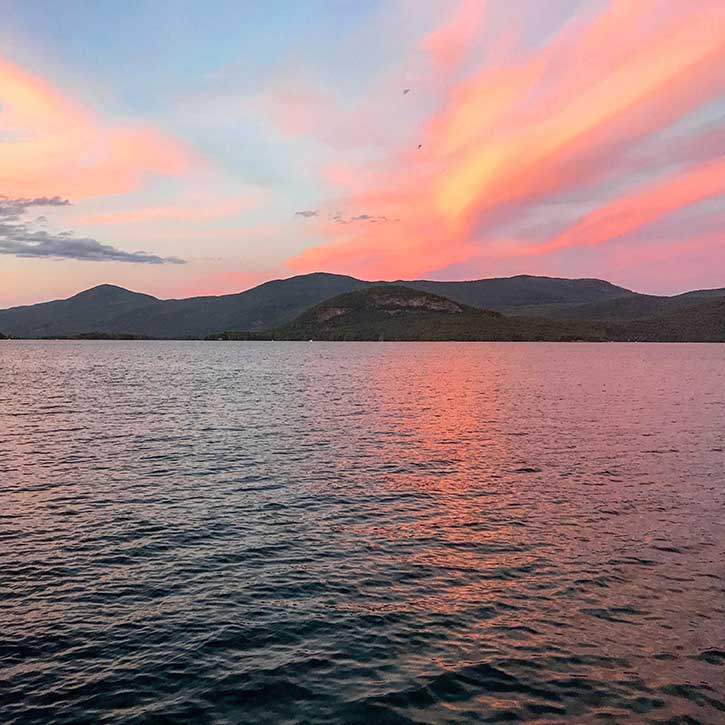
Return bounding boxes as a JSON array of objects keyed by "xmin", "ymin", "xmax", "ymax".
[{"xmin": 1, "ymin": 0, "xmax": 724, "ymax": 307}]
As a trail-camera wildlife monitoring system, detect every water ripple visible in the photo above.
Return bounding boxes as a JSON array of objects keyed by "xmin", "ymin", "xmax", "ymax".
[{"xmin": 1, "ymin": 341, "xmax": 724, "ymax": 723}]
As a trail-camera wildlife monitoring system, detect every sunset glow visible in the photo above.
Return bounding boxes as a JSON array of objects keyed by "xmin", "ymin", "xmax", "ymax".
[{"xmin": 1, "ymin": 0, "xmax": 723, "ymax": 305}]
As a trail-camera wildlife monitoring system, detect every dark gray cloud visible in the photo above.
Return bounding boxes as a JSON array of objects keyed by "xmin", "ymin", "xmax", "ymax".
[
  {"xmin": 0, "ymin": 230, "xmax": 186, "ymax": 264},
  {"xmin": 295, "ymin": 207, "xmax": 397, "ymax": 224},
  {"xmin": 330, "ymin": 212, "xmax": 398, "ymax": 224},
  {"xmin": 0, "ymin": 196, "xmax": 185, "ymax": 264},
  {"xmin": 0, "ymin": 196, "xmax": 69, "ymax": 221}
]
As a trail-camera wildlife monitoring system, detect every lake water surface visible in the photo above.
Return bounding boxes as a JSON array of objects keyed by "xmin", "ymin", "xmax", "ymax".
[{"xmin": 1, "ymin": 341, "xmax": 724, "ymax": 723}]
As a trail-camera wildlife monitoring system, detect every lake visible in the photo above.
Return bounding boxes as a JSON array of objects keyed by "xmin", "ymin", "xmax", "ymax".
[{"xmin": 1, "ymin": 341, "xmax": 724, "ymax": 723}]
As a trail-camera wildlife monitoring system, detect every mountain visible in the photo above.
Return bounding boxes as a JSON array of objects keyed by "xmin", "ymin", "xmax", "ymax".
[
  {"xmin": 0, "ymin": 273, "xmax": 633, "ymax": 339},
  {"xmin": 218, "ymin": 286, "xmax": 606, "ymax": 342},
  {"xmin": 217, "ymin": 286, "xmax": 725, "ymax": 342},
  {"xmin": 0, "ymin": 273, "xmax": 368, "ymax": 339},
  {"xmin": 0, "ymin": 285, "xmax": 160, "ymax": 339},
  {"xmin": 402, "ymin": 275, "xmax": 634, "ymax": 315},
  {"xmin": 610, "ymin": 297, "xmax": 725, "ymax": 342},
  {"xmin": 545, "ymin": 287, "xmax": 725, "ymax": 322},
  {"xmin": 85, "ymin": 272, "xmax": 371, "ymax": 339},
  {"xmin": 0, "ymin": 272, "xmax": 722, "ymax": 339}
]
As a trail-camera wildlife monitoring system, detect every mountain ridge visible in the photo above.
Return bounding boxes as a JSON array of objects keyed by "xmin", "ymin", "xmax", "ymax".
[
  {"xmin": 0, "ymin": 272, "xmax": 722, "ymax": 339},
  {"xmin": 233, "ymin": 285, "xmax": 605, "ymax": 342},
  {"xmin": 215, "ymin": 286, "xmax": 725, "ymax": 343}
]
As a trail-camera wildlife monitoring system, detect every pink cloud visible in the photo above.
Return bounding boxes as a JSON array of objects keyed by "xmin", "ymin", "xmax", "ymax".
[
  {"xmin": 599, "ymin": 233, "xmax": 725, "ymax": 295},
  {"xmin": 288, "ymin": 0, "xmax": 725, "ymax": 280},
  {"xmin": 0, "ymin": 57, "xmax": 195, "ymax": 199},
  {"xmin": 526, "ymin": 158, "xmax": 725, "ymax": 256}
]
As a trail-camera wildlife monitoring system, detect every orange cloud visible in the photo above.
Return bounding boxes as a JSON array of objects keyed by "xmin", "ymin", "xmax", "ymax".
[
  {"xmin": 288, "ymin": 0, "xmax": 725, "ymax": 279},
  {"xmin": 528, "ymin": 158, "xmax": 725, "ymax": 256},
  {"xmin": 289, "ymin": 196, "xmax": 479, "ymax": 279},
  {"xmin": 0, "ymin": 57, "xmax": 194, "ymax": 199},
  {"xmin": 427, "ymin": 0, "xmax": 725, "ymax": 234}
]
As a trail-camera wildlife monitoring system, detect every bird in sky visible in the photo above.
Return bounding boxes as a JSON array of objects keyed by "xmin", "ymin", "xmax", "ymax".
[{"xmin": 403, "ymin": 88, "xmax": 410, "ymax": 94}]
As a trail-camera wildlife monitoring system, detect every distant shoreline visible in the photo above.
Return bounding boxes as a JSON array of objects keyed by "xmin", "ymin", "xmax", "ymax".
[{"xmin": 4, "ymin": 337, "xmax": 723, "ymax": 344}]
